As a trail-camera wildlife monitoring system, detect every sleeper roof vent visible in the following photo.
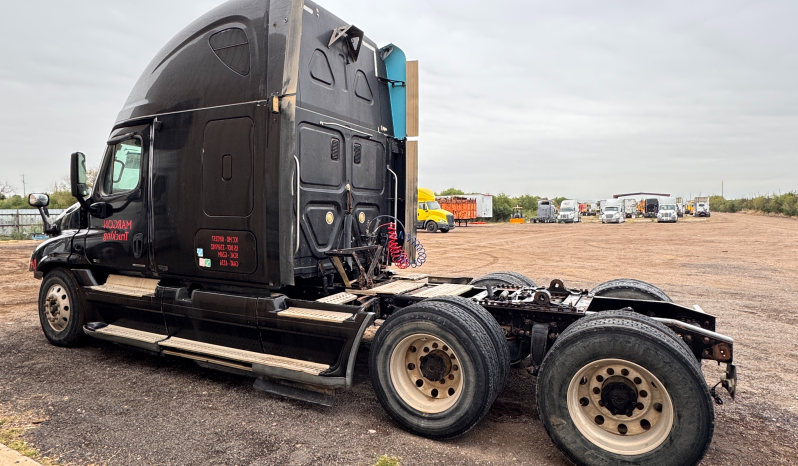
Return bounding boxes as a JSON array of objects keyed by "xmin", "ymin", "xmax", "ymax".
[
  {"xmin": 209, "ymin": 28, "xmax": 250, "ymax": 76},
  {"xmin": 328, "ymin": 24, "xmax": 364, "ymax": 63}
]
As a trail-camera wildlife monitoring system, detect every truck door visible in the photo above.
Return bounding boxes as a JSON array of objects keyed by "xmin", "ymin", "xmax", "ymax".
[{"xmin": 82, "ymin": 124, "xmax": 153, "ymax": 273}]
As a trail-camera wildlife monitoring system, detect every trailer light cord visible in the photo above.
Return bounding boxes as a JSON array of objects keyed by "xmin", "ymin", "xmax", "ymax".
[{"xmin": 385, "ymin": 223, "xmax": 426, "ymax": 269}]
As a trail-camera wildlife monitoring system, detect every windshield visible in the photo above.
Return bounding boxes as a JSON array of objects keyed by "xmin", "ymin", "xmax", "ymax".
[
  {"xmin": 698, "ymin": 203, "xmax": 706, "ymax": 207},
  {"xmin": 561, "ymin": 207, "xmax": 574, "ymax": 212},
  {"xmin": 605, "ymin": 207, "xmax": 618, "ymax": 212},
  {"xmin": 427, "ymin": 201, "xmax": 441, "ymax": 210},
  {"xmin": 661, "ymin": 205, "xmax": 675, "ymax": 210}
]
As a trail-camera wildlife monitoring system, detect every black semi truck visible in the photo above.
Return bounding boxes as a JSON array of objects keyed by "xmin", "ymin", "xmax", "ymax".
[{"xmin": 27, "ymin": 1, "xmax": 736, "ymax": 465}]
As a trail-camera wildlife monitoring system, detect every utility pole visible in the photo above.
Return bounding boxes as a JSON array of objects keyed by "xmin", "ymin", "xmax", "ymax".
[
  {"xmin": 21, "ymin": 174, "xmax": 25, "ymax": 197},
  {"xmin": 722, "ymin": 180, "xmax": 724, "ymax": 198}
]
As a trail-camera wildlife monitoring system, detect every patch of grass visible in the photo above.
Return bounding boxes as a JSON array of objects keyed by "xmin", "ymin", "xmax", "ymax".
[
  {"xmin": 0, "ymin": 417, "xmax": 61, "ymax": 466},
  {"xmin": 373, "ymin": 455, "xmax": 402, "ymax": 466}
]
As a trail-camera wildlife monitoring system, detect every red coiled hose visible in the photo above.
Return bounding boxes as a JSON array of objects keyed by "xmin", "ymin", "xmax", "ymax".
[{"xmin": 387, "ymin": 223, "xmax": 410, "ymax": 269}]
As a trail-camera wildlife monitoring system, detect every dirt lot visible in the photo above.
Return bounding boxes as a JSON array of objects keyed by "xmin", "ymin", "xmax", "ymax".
[{"xmin": 1, "ymin": 212, "xmax": 797, "ymax": 465}]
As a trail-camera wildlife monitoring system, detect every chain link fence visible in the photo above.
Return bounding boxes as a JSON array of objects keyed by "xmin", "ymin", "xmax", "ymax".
[{"xmin": 0, "ymin": 209, "xmax": 65, "ymax": 238}]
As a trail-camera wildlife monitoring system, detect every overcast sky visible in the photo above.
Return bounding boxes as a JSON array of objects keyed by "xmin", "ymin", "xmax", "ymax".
[{"xmin": 1, "ymin": 0, "xmax": 796, "ymax": 200}]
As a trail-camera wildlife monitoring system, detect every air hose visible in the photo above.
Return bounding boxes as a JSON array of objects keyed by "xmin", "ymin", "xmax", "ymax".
[{"xmin": 386, "ymin": 222, "xmax": 426, "ymax": 269}]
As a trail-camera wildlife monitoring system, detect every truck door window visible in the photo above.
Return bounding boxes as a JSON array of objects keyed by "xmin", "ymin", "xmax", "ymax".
[{"xmin": 102, "ymin": 138, "xmax": 142, "ymax": 195}]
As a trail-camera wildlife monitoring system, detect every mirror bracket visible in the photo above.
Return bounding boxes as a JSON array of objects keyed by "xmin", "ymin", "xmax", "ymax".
[{"xmin": 89, "ymin": 202, "xmax": 112, "ymax": 219}]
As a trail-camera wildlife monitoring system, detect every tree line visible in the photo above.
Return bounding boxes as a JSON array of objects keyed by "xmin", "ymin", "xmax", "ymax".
[
  {"xmin": 710, "ymin": 193, "xmax": 798, "ymax": 217},
  {"xmin": 0, "ymin": 170, "xmax": 98, "ymax": 210},
  {"xmin": 436, "ymin": 188, "xmax": 566, "ymax": 222}
]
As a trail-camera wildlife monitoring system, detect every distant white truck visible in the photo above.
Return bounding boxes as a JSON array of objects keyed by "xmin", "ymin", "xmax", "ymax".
[
  {"xmin": 658, "ymin": 197, "xmax": 678, "ymax": 223},
  {"xmin": 676, "ymin": 197, "xmax": 685, "ymax": 217},
  {"xmin": 694, "ymin": 196, "xmax": 710, "ymax": 217},
  {"xmin": 557, "ymin": 199, "xmax": 581, "ymax": 223},
  {"xmin": 623, "ymin": 199, "xmax": 638, "ymax": 218},
  {"xmin": 601, "ymin": 199, "xmax": 625, "ymax": 223}
]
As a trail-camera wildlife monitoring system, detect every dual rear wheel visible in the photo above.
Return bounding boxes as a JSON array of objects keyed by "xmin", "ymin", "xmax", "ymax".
[{"xmin": 369, "ymin": 297, "xmax": 508, "ymax": 438}]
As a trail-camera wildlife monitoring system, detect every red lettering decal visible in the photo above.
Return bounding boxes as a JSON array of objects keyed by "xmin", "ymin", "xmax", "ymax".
[
  {"xmin": 210, "ymin": 244, "xmax": 224, "ymax": 250},
  {"xmin": 217, "ymin": 251, "xmax": 228, "ymax": 258},
  {"xmin": 230, "ymin": 260, "xmax": 239, "ymax": 267},
  {"xmin": 230, "ymin": 252, "xmax": 238, "ymax": 259},
  {"xmin": 226, "ymin": 236, "xmax": 238, "ymax": 243},
  {"xmin": 211, "ymin": 235, "xmax": 224, "ymax": 242},
  {"xmin": 219, "ymin": 259, "xmax": 229, "ymax": 266},
  {"xmin": 226, "ymin": 245, "xmax": 238, "ymax": 251}
]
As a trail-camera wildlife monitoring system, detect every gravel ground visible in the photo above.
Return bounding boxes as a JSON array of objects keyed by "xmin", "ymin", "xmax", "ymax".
[{"xmin": 1, "ymin": 212, "xmax": 797, "ymax": 465}]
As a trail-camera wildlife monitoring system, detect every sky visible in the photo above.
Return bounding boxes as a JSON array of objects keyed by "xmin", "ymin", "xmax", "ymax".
[{"xmin": 1, "ymin": 0, "xmax": 796, "ymax": 200}]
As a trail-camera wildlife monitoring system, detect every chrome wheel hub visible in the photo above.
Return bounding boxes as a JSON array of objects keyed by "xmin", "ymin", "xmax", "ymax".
[{"xmin": 44, "ymin": 284, "xmax": 71, "ymax": 332}]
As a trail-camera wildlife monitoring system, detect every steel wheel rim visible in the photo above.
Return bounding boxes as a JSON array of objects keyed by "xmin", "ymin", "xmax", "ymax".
[
  {"xmin": 567, "ymin": 358, "xmax": 674, "ymax": 456},
  {"xmin": 44, "ymin": 283, "xmax": 71, "ymax": 332},
  {"xmin": 389, "ymin": 333, "xmax": 464, "ymax": 413}
]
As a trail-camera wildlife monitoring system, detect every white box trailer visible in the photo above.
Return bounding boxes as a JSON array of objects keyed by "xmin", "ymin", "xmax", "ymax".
[
  {"xmin": 460, "ymin": 194, "xmax": 493, "ymax": 219},
  {"xmin": 623, "ymin": 199, "xmax": 638, "ymax": 218}
]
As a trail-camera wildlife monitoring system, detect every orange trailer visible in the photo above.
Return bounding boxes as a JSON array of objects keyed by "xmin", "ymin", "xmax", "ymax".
[{"xmin": 436, "ymin": 196, "xmax": 477, "ymax": 226}]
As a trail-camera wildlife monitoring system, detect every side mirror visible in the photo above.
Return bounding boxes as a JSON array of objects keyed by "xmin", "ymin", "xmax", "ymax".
[
  {"xmin": 28, "ymin": 193, "xmax": 49, "ymax": 207},
  {"xmin": 70, "ymin": 152, "xmax": 90, "ymax": 198}
]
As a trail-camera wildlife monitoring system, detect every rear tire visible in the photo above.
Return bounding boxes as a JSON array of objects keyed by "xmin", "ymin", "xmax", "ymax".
[
  {"xmin": 537, "ymin": 315, "xmax": 713, "ymax": 466},
  {"xmin": 425, "ymin": 221, "xmax": 438, "ymax": 233},
  {"xmin": 469, "ymin": 271, "xmax": 536, "ymax": 288},
  {"xmin": 369, "ymin": 300, "xmax": 501, "ymax": 439},
  {"xmin": 423, "ymin": 296, "xmax": 510, "ymax": 390},
  {"xmin": 38, "ymin": 268, "xmax": 87, "ymax": 347},
  {"xmin": 590, "ymin": 278, "xmax": 672, "ymax": 303},
  {"xmin": 440, "ymin": 228, "xmax": 450, "ymax": 233}
]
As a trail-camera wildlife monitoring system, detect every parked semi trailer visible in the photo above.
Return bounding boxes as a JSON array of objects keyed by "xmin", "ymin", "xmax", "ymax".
[
  {"xmin": 436, "ymin": 194, "xmax": 492, "ymax": 226},
  {"xmin": 26, "ymin": 2, "xmax": 735, "ymax": 465},
  {"xmin": 623, "ymin": 198, "xmax": 638, "ymax": 218}
]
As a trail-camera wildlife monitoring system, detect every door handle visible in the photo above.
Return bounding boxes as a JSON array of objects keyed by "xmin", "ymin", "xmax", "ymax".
[{"xmin": 132, "ymin": 233, "xmax": 144, "ymax": 259}]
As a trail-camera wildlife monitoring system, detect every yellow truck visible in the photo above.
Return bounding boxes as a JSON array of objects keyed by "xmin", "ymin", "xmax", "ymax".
[{"xmin": 417, "ymin": 188, "xmax": 455, "ymax": 233}]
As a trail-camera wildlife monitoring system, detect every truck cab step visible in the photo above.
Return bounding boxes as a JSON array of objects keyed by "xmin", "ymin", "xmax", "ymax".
[
  {"xmin": 84, "ymin": 323, "xmax": 166, "ymax": 352},
  {"xmin": 88, "ymin": 275, "xmax": 159, "ymax": 297},
  {"xmin": 158, "ymin": 337, "xmax": 330, "ymax": 375},
  {"xmin": 316, "ymin": 292, "xmax": 358, "ymax": 304},
  {"xmin": 278, "ymin": 307, "xmax": 355, "ymax": 323}
]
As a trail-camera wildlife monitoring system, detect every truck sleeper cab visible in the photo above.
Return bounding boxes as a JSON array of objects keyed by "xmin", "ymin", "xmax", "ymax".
[
  {"xmin": 27, "ymin": 1, "xmax": 736, "ymax": 465},
  {"xmin": 557, "ymin": 199, "xmax": 580, "ymax": 223},
  {"xmin": 658, "ymin": 198, "xmax": 678, "ymax": 223},
  {"xmin": 601, "ymin": 200, "xmax": 625, "ymax": 223}
]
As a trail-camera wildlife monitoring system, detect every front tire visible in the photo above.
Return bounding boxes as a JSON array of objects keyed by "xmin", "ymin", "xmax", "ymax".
[
  {"xmin": 537, "ymin": 315, "xmax": 713, "ymax": 466},
  {"xmin": 38, "ymin": 268, "xmax": 87, "ymax": 347},
  {"xmin": 369, "ymin": 300, "xmax": 501, "ymax": 439},
  {"xmin": 425, "ymin": 221, "xmax": 438, "ymax": 233}
]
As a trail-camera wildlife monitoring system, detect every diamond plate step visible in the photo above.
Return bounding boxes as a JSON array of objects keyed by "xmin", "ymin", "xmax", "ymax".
[
  {"xmin": 93, "ymin": 325, "xmax": 167, "ymax": 343},
  {"xmin": 316, "ymin": 292, "xmax": 358, "ymax": 305},
  {"xmin": 158, "ymin": 337, "xmax": 329, "ymax": 375},
  {"xmin": 348, "ymin": 280, "xmax": 427, "ymax": 296},
  {"xmin": 412, "ymin": 283, "xmax": 474, "ymax": 298},
  {"xmin": 278, "ymin": 307, "xmax": 354, "ymax": 323},
  {"xmin": 89, "ymin": 275, "xmax": 159, "ymax": 297}
]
